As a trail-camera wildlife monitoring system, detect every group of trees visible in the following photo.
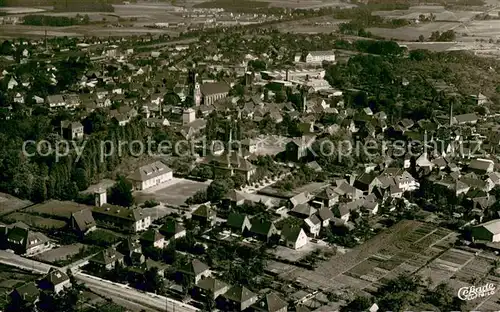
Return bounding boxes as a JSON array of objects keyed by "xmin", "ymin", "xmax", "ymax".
[
  {"xmin": 23, "ymin": 14, "xmax": 90, "ymax": 27},
  {"xmin": 342, "ymin": 274, "xmax": 464, "ymax": 312},
  {"xmin": 0, "ymin": 110, "xmax": 152, "ymax": 203},
  {"xmin": 429, "ymin": 30, "xmax": 456, "ymax": 42},
  {"xmin": 275, "ymin": 165, "xmax": 322, "ymax": 192},
  {"xmin": 53, "ymin": 0, "xmax": 115, "ymax": 12},
  {"xmin": 324, "ymin": 49, "xmax": 496, "ymax": 123}
]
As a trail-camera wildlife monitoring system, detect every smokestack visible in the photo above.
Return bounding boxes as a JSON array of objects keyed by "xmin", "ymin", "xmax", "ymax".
[{"xmin": 285, "ymin": 69, "xmax": 289, "ymax": 81}]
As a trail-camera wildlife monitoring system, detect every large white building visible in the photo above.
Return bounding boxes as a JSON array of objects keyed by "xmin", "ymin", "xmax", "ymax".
[
  {"xmin": 305, "ymin": 51, "xmax": 335, "ymax": 63},
  {"xmin": 128, "ymin": 161, "xmax": 173, "ymax": 191}
]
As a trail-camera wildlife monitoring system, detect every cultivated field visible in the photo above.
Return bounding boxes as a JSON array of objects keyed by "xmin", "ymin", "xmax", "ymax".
[
  {"xmin": 3, "ymin": 212, "xmax": 66, "ymax": 229},
  {"xmin": 26, "ymin": 200, "xmax": 92, "ymax": 219},
  {"xmin": 0, "ymin": 192, "xmax": 32, "ymax": 216},
  {"xmin": 278, "ymin": 221, "xmax": 450, "ymax": 289},
  {"xmin": 277, "ymin": 219, "xmax": 500, "ymax": 310}
]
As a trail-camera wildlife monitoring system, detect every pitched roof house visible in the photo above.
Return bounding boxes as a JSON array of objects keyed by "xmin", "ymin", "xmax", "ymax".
[
  {"xmin": 248, "ymin": 218, "xmax": 278, "ymax": 242},
  {"xmin": 178, "ymin": 259, "xmax": 211, "ymax": 284},
  {"xmin": 127, "ymin": 161, "xmax": 173, "ymax": 191},
  {"xmin": 219, "ymin": 285, "xmax": 258, "ymax": 311},
  {"xmin": 89, "ymin": 247, "xmax": 125, "ymax": 270},
  {"xmin": 159, "ymin": 219, "xmax": 186, "ymax": 240},
  {"xmin": 10, "ymin": 282, "xmax": 40, "ymax": 306},
  {"xmin": 6, "ymin": 223, "xmax": 51, "ymax": 255},
  {"xmin": 281, "ymin": 225, "xmax": 308, "ymax": 250},
  {"xmin": 252, "ymin": 292, "xmax": 288, "ymax": 312},
  {"xmin": 38, "ymin": 268, "xmax": 71, "ymax": 294},
  {"xmin": 140, "ymin": 229, "xmax": 165, "ymax": 249},
  {"xmin": 195, "ymin": 277, "xmax": 230, "ymax": 299},
  {"xmin": 192, "ymin": 205, "xmax": 217, "ymax": 227},
  {"xmin": 226, "ymin": 213, "xmax": 252, "ymax": 233},
  {"xmin": 70, "ymin": 208, "xmax": 96, "ymax": 236}
]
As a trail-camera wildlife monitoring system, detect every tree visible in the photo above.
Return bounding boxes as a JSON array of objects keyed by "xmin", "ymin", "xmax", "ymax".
[
  {"xmin": 231, "ymin": 173, "xmax": 246, "ymax": 188},
  {"xmin": 426, "ymin": 282, "xmax": 463, "ymax": 311},
  {"xmin": 72, "ymin": 167, "xmax": 89, "ymax": 191},
  {"xmin": 341, "ymin": 295, "xmax": 372, "ymax": 312},
  {"xmin": 204, "ymin": 290, "xmax": 216, "ymax": 311},
  {"xmin": 207, "ymin": 179, "xmax": 234, "ymax": 202},
  {"xmin": 377, "ymin": 274, "xmax": 423, "ymax": 311},
  {"xmin": 418, "ymin": 34, "xmax": 425, "ymax": 42},
  {"xmin": 144, "ymin": 268, "xmax": 164, "ymax": 293},
  {"xmin": 108, "ymin": 176, "xmax": 134, "ymax": 207},
  {"xmin": 186, "ymin": 189, "xmax": 208, "ymax": 205}
]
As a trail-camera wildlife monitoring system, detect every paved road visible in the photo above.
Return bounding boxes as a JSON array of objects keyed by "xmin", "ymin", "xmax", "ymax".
[
  {"xmin": 75, "ymin": 272, "xmax": 199, "ymax": 312},
  {"xmin": 0, "ymin": 251, "xmax": 198, "ymax": 312},
  {"xmin": 0, "ymin": 250, "xmax": 54, "ymax": 274}
]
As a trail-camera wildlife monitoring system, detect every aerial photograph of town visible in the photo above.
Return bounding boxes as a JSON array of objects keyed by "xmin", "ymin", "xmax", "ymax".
[{"xmin": 1, "ymin": 0, "xmax": 500, "ymax": 311}]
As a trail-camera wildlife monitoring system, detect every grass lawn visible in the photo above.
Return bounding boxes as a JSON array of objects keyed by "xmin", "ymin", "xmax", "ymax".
[
  {"xmin": 3, "ymin": 212, "xmax": 66, "ymax": 230},
  {"xmin": 26, "ymin": 200, "xmax": 92, "ymax": 219}
]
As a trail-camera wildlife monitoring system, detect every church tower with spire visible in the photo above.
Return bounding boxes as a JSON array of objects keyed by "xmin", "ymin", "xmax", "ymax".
[{"xmin": 188, "ymin": 64, "xmax": 201, "ymax": 106}]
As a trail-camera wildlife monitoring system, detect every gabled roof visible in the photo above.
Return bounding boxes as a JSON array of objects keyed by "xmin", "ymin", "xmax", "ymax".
[
  {"xmin": 317, "ymin": 207, "xmax": 334, "ymax": 221},
  {"xmin": 12, "ymin": 282, "xmax": 39, "ymax": 302},
  {"xmin": 227, "ymin": 213, "xmax": 249, "ymax": 229},
  {"xmin": 159, "ymin": 219, "xmax": 185, "ymax": 236},
  {"xmin": 192, "ymin": 205, "xmax": 216, "ymax": 219},
  {"xmin": 315, "ymin": 187, "xmax": 340, "ymax": 201},
  {"xmin": 454, "ymin": 113, "xmax": 478, "ymax": 123},
  {"xmin": 307, "ymin": 50, "xmax": 335, "ymax": 57},
  {"xmin": 93, "ymin": 204, "xmax": 146, "ymax": 221},
  {"xmin": 253, "ymin": 292, "xmax": 288, "ymax": 312},
  {"xmin": 469, "ymin": 158, "xmax": 493, "ymax": 172},
  {"xmin": 295, "ymin": 305, "xmax": 311, "ymax": 312},
  {"xmin": 475, "ymin": 219, "xmax": 500, "ymax": 235},
  {"xmin": 196, "ymin": 277, "xmax": 228, "ymax": 292},
  {"xmin": 119, "ymin": 237, "xmax": 141, "ymax": 254},
  {"xmin": 291, "ymin": 204, "xmax": 317, "ymax": 217},
  {"xmin": 71, "ymin": 208, "xmax": 95, "ymax": 233},
  {"xmin": 91, "ymin": 248, "xmax": 124, "ymax": 265},
  {"xmin": 290, "ymin": 192, "xmax": 310, "ymax": 206},
  {"xmin": 46, "ymin": 94, "xmax": 64, "ymax": 104},
  {"xmin": 224, "ymin": 190, "xmax": 246, "ymax": 203},
  {"xmin": 222, "ymin": 285, "xmax": 257, "ymax": 303},
  {"xmin": 305, "ymin": 214, "xmax": 321, "ymax": 226},
  {"xmin": 200, "ymin": 82, "xmax": 230, "ymax": 96},
  {"xmin": 281, "ymin": 225, "xmax": 304, "ymax": 242},
  {"xmin": 128, "ymin": 161, "xmax": 172, "ymax": 182},
  {"xmin": 250, "ymin": 218, "xmax": 275, "ymax": 236},
  {"xmin": 43, "ymin": 268, "xmax": 69, "ymax": 286},
  {"xmin": 140, "ymin": 229, "xmax": 164, "ymax": 243},
  {"xmin": 179, "ymin": 259, "xmax": 209, "ymax": 276}
]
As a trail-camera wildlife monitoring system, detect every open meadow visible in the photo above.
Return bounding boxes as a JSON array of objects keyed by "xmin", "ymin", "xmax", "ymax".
[
  {"xmin": 0, "ymin": 192, "xmax": 32, "ymax": 216},
  {"xmin": 26, "ymin": 200, "xmax": 92, "ymax": 219},
  {"xmin": 3, "ymin": 212, "xmax": 66, "ymax": 230}
]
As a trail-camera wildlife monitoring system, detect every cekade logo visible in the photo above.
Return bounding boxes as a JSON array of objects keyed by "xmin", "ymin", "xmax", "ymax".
[{"xmin": 458, "ymin": 283, "xmax": 496, "ymax": 301}]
